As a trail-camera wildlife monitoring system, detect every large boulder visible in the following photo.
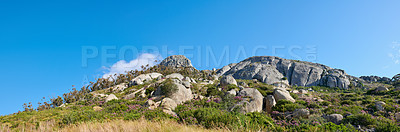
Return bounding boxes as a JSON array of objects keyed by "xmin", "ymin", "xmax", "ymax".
[
  {"xmin": 165, "ymin": 73, "xmax": 185, "ymax": 80},
  {"xmin": 264, "ymin": 95, "xmax": 276, "ymax": 113},
  {"xmin": 105, "ymin": 94, "xmax": 118, "ymax": 102},
  {"xmin": 160, "ymin": 97, "xmax": 178, "ymax": 110},
  {"xmin": 217, "ymin": 56, "xmax": 353, "ymax": 89},
  {"xmin": 375, "ymin": 86, "xmax": 389, "ymax": 92},
  {"xmin": 325, "ymin": 114, "xmax": 343, "ymax": 124},
  {"xmin": 153, "ymin": 81, "xmax": 193, "ymax": 105},
  {"xmin": 160, "ymin": 55, "xmax": 193, "ymax": 68},
  {"xmin": 234, "ymin": 88, "xmax": 263, "ymax": 113},
  {"xmin": 220, "ymin": 75, "xmax": 237, "ymax": 86},
  {"xmin": 130, "ymin": 73, "xmax": 162, "ymax": 86},
  {"xmin": 273, "ymin": 88, "xmax": 296, "ymax": 103}
]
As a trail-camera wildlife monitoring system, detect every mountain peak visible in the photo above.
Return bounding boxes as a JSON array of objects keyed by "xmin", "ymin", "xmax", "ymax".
[{"xmin": 160, "ymin": 55, "xmax": 193, "ymax": 68}]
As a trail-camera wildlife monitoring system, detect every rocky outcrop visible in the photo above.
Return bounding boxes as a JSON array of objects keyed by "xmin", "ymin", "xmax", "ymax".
[
  {"xmin": 375, "ymin": 86, "xmax": 389, "ymax": 92},
  {"xmin": 325, "ymin": 114, "xmax": 343, "ymax": 124},
  {"xmin": 217, "ymin": 56, "xmax": 353, "ymax": 89},
  {"xmin": 273, "ymin": 88, "xmax": 295, "ymax": 103},
  {"xmin": 160, "ymin": 55, "xmax": 193, "ymax": 68},
  {"xmin": 360, "ymin": 76, "xmax": 391, "ymax": 83},
  {"xmin": 110, "ymin": 83, "xmax": 128, "ymax": 92},
  {"xmin": 130, "ymin": 73, "xmax": 162, "ymax": 86},
  {"xmin": 220, "ymin": 75, "xmax": 237, "ymax": 87},
  {"xmin": 165, "ymin": 73, "xmax": 185, "ymax": 80},
  {"xmin": 105, "ymin": 94, "xmax": 118, "ymax": 102},
  {"xmin": 236, "ymin": 88, "xmax": 263, "ymax": 113},
  {"xmin": 153, "ymin": 81, "xmax": 193, "ymax": 105}
]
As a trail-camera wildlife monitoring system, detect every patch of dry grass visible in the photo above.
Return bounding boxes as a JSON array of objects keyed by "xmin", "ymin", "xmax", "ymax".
[
  {"xmin": 1, "ymin": 119, "xmax": 229, "ymax": 132},
  {"xmin": 61, "ymin": 119, "xmax": 228, "ymax": 132}
]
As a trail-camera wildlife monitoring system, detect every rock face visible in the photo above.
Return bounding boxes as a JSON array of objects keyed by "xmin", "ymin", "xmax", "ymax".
[
  {"xmin": 325, "ymin": 114, "xmax": 343, "ymax": 124},
  {"xmin": 130, "ymin": 73, "xmax": 162, "ymax": 86},
  {"xmin": 220, "ymin": 75, "xmax": 237, "ymax": 86},
  {"xmin": 217, "ymin": 56, "xmax": 353, "ymax": 89},
  {"xmin": 235, "ymin": 88, "xmax": 263, "ymax": 113},
  {"xmin": 273, "ymin": 88, "xmax": 296, "ymax": 103},
  {"xmin": 293, "ymin": 109, "xmax": 310, "ymax": 118},
  {"xmin": 160, "ymin": 55, "xmax": 193, "ymax": 68},
  {"xmin": 264, "ymin": 95, "xmax": 276, "ymax": 113},
  {"xmin": 360, "ymin": 76, "xmax": 391, "ymax": 83}
]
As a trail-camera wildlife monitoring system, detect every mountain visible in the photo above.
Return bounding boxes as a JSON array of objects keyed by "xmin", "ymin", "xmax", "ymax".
[{"xmin": 2, "ymin": 55, "xmax": 398, "ymax": 132}]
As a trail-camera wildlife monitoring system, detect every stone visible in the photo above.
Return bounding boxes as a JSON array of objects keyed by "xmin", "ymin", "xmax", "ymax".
[
  {"xmin": 264, "ymin": 95, "xmax": 276, "ymax": 113},
  {"xmin": 273, "ymin": 88, "xmax": 295, "ymax": 103},
  {"xmin": 105, "ymin": 94, "xmax": 118, "ymax": 102},
  {"xmin": 153, "ymin": 81, "xmax": 193, "ymax": 105},
  {"xmin": 160, "ymin": 97, "xmax": 178, "ymax": 110},
  {"xmin": 395, "ymin": 113, "xmax": 400, "ymax": 121},
  {"xmin": 130, "ymin": 73, "xmax": 162, "ymax": 86},
  {"xmin": 182, "ymin": 81, "xmax": 191, "ymax": 88},
  {"xmin": 165, "ymin": 73, "xmax": 185, "ymax": 80},
  {"xmin": 293, "ymin": 109, "xmax": 310, "ymax": 118},
  {"xmin": 325, "ymin": 114, "xmax": 343, "ymax": 124},
  {"xmin": 375, "ymin": 101, "xmax": 386, "ymax": 111},
  {"xmin": 238, "ymin": 82, "xmax": 248, "ymax": 87},
  {"xmin": 235, "ymin": 88, "xmax": 263, "ymax": 113},
  {"xmin": 226, "ymin": 89, "xmax": 237, "ymax": 96},
  {"xmin": 93, "ymin": 106, "xmax": 103, "ymax": 111},
  {"xmin": 59, "ymin": 103, "xmax": 68, "ymax": 108},
  {"xmin": 160, "ymin": 55, "xmax": 193, "ymax": 68},
  {"xmin": 220, "ymin": 75, "xmax": 237, "ymax": 86},
  {"xmin": 375, "ymin": 86, "xmax": 389, "ymax": 92},
  {"xmin": 110, "ymin": 83, "xmax": 128, "ymax": 92}
]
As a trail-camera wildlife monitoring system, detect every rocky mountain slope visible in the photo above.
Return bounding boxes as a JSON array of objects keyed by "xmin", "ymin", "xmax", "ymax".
[{"xmin": 2, "ymin": 55, "xmax": 399, "ymax": 132}]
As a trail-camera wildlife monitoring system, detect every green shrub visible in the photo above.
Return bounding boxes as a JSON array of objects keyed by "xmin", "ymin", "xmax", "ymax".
[
  {"xmin": 160, "ymin": 79, "xmax": 178, "ymax": 97},
  {"xmin": 342, "ymin": 114, "xmax": 377, "ymax": 127},
  {"xmin": 273, "ymin": 100, "xmax": 304, "ymax": 112},
  {"xmin": 321, "ymin": 101, "xmax": 331, "ymax": 106},
  {"xmin": 124, "ymin": 113, "xmax": 142, "ymax": 120},
  {"xmin": 322, "ymin": 122, "xmax": 356, "ymax": 132},
  {"xmin": 103, "ymin": 100, "xmax": 129, "ymax": 113},
  {"xmin": 62, "ymin": 110, "xmax": 104, "ymax": 125}
]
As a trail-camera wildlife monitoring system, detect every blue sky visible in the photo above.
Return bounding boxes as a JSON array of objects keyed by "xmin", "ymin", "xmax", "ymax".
[{"xmin": 0, "ymin": 0, "xmax": 399, "ymax": 115}]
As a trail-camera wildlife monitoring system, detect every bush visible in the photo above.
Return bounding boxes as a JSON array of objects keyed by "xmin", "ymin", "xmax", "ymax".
[
  {"xmin": 103, "ymin": 100, "xmax": 129, "ymax": 113},
  {"xmin": 273, "ymin": 100, "xmax": 304, "ymax": 112},
  {"xmin": 342, "ymin": 114, "xmax": 377, "ymax": 127},
  {"xmin": 322, "ymin": 122, "xmax": 356, "ymax": 132},
  {"xmin": 62, "ymin": 110, "xmax": 104, "ymax": 125},
  {"xmin": 160, "ymin": 79, "xmax": 178, "ymax": 97}
]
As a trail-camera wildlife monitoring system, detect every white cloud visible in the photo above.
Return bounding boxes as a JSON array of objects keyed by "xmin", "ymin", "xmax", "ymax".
[
  {"xmin": 102, "ymin": 53, "xmax": 162, "ymax": 78},
  {"xmin": 389, "ymin": 42, "xmax": 400, "ymax": 65}
]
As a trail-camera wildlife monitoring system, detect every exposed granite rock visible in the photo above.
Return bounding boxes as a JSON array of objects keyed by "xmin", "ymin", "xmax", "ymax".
[
  {"xmin": 160, "ymin": 55, "xmax": 193, "ymax": 68},
  {"xmin": 220, "ymin": 75, "xmax": 237, "ymax": 87},
  {"xmin": 273, "ymin": 88, "xmax": 295, "ymax": 103},
  {"xmin": 217, "ymin": 56, "xmax": 353, "ymax": 89}
]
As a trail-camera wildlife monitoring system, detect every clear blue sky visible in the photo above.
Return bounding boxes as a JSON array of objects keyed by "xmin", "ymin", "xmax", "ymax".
[{"xmin": 1, "ymin": 0, "xmax": 399, "ymax": 115}]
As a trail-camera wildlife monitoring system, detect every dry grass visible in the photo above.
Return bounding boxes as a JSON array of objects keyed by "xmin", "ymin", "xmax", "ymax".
[
  {"xmin": 61, "ymin": 119, "xmax": 228, "ymax": 132},
  {"xmin": 1, "ymin": 119, "xmax": 229, "ymax": 132}
]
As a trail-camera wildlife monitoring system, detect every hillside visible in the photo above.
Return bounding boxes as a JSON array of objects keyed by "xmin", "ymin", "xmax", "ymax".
[{"xmin": 1, "ymin": 55, "xmax": 400, "ymax": 132}]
